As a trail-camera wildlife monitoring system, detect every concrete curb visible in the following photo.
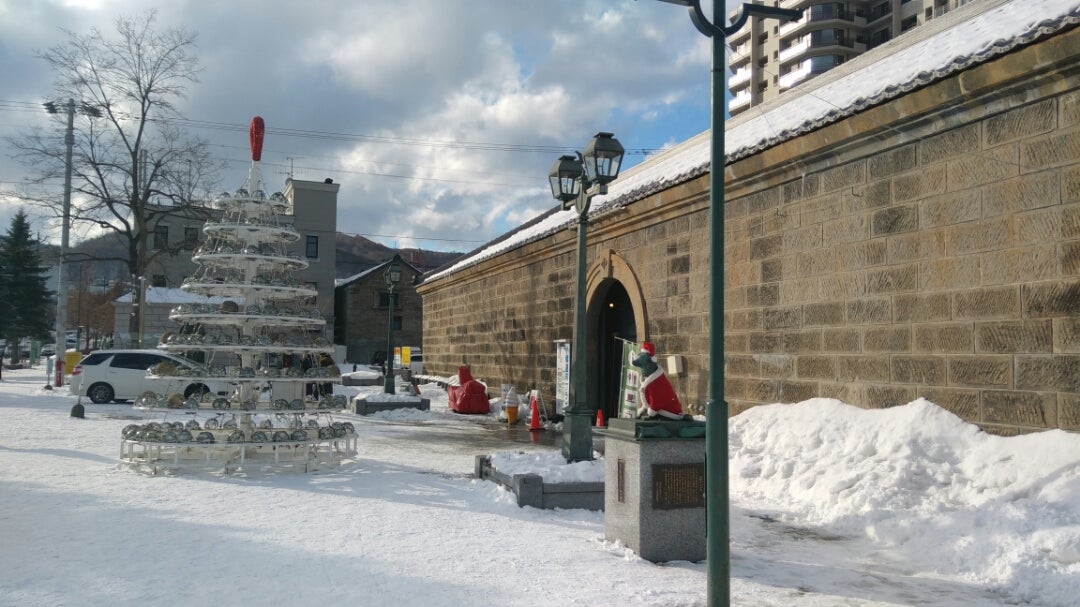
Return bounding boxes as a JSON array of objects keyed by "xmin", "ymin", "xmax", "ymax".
[
  {"xmin": 352, "ymin": 397, "xmax": 430, "ymax": 416},
  {"xmin": 475, "ymin": 455, "xmax": 604, "ymax": 511}
]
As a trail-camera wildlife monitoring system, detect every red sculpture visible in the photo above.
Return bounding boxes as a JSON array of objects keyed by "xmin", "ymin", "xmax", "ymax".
[
  {"xmin": 632, "ymin": 342, "xmax": 684, "ymax": 419},
  {"xmin": 447, "ymin": 365, "xmax": 491, "ymax": 414},
  {"xmin": 249, "ymin": 116, "xmax": 265, "ymax": 161}
]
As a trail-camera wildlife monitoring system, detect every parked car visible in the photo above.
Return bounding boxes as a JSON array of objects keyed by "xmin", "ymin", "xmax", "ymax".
[
  {"xmin": 40, "ymin": 344, "xmax": 56, "ymax": 358},
  {"xmin": 69, "ymin": 349, "xmax": 231, "ymax": 404}
]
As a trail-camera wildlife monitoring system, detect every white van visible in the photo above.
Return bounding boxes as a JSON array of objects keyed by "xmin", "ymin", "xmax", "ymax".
[{"xmin": 70, "ymin": 349, "xmax": 230, "ymax": 404}]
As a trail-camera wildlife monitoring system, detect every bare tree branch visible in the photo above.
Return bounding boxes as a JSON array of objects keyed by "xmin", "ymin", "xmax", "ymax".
[{"xmin": 2, "ymin": 10, "xmax": 224, "ymax": 336}]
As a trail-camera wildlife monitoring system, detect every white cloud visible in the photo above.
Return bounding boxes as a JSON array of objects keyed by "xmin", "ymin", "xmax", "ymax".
[{"xmin": 0, "ymin": 0, "xmax": 707, "ymax": 253}]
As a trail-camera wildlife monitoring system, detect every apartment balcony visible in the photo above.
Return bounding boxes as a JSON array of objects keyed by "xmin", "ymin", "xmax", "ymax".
[
  {"xmin": 778, "ymin": 14, "xmax": 807, "ymax": 37},
  {"xmin": 729, "ymin": 43, "xmax": 751, "ymax": 64},
  {"xmin": 778, "ymin": 60, "xmax": 812, "ymax": 91},
  {"xmin": 779, "ymin": 11, "xmax": 862, "ymax": 39},
  {"xmin": 808, "ymin": 38, "xmax": 856, "ymax": 53},
  {"xmin": 778, "ymin": 37, "xmax": 810, "ymax": 64},
  {"xmin": 728, "ymin": 66, "xmax": 752, "ymax": 89},
  {"xmin": 728, "ymin": 25, "xmax": 751, "ymax": 45},
  {"xmin": 729, "ymin": 90, "xmax": 752, "ymax": 112}
]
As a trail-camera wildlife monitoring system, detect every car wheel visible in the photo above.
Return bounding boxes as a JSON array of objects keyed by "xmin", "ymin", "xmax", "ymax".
[
  {"xmin": 87, "ymin": 383, "xmax": 115, "ymax": 404},
  {"xmin": 184, "ymin": 383, "xmax": 210, "ymax": 399}
]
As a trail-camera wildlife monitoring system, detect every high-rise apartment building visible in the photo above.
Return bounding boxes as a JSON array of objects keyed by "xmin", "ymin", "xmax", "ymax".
[{"xmin": 727, "ymin": 0, "xmax": 976, "ymax": 116}]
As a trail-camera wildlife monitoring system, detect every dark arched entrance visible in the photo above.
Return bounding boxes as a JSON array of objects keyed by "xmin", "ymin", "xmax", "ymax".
[{"xmin": 594, "ymin": 280, "xmax": 635, "ymax": 422}]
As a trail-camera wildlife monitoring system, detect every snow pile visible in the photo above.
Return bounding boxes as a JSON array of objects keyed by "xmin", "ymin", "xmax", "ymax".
[
  {"xmin": 729, "ymin": 397, "xmax": 1080, "ymax": 605},
  {"xmin": 489, "ymin": 451, "xmax": 604, "ymax": 483}
]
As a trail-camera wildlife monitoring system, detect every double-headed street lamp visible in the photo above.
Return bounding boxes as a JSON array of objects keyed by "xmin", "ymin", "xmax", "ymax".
[
  {"xmin": 654, "ymin": 2, "xmax": 802, "ymax": 606},
  {"xmin": 383, "ymin": 262, "xmax": 402, "ymax": 394},
  {"xmin": 43, "ymin": 98, "xmax": 101, "ymax": 389},
  {"xmin": 548, "ymin": 132, "xmax": 625, "ymax": 463}
]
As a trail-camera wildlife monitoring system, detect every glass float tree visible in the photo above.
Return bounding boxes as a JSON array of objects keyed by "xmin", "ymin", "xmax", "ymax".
[{"xmin": 120, "ymin": 117, "xmax": 354, "ymax": 473}]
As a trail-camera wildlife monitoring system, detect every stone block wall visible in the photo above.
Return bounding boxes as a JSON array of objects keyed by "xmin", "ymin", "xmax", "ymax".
[
  {"xmin": 419, "ymin": 27, "xmax": 1080, "ymax": 434},
  {"xmin": 420, "ymin": 238, "xmax": 583, "ymax": 396},
  {"xmin": 721, "ymin": 28, "xmax": 1080, "ymax": 434}
]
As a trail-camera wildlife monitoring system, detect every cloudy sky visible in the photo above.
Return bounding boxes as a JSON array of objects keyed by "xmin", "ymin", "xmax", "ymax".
[{"xmin": 0, "ymin": 1, "xmax": 744, "ymax": 253}]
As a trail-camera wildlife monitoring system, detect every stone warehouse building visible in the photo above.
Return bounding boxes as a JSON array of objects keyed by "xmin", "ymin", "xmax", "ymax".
[
  {"xmin": 334, "ymin": 255, "xmax": 424, "ymax": 367},
  {"xmin": 417, "ymin": 0, "xmax": 1080, "ymax": 435}
]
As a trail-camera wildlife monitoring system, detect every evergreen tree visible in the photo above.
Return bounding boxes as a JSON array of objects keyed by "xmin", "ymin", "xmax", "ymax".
[{"xmin": 0, "ymin": 210, "xmax": 54, "ymax": 365}]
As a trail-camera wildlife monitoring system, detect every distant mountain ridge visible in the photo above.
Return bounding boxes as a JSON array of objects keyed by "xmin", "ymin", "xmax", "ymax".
[{"xmin": 334, "ymin": 232, "xmax": 463, "ymax": 278}]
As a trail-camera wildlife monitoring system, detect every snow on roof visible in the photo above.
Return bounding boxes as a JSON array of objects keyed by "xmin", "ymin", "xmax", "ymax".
[
  {"xmin": 336, "ymin": 257, "xmax": 421, "ymax": 289},
  {"xmin": 427, "ymin": 0, "xmax": 1080, "ymax": 283}
]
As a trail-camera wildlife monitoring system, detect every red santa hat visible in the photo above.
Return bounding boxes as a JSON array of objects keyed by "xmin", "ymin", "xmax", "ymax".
[{"xmin": 641, "ymin": 342, "xmax": 656, "ymax": 358}]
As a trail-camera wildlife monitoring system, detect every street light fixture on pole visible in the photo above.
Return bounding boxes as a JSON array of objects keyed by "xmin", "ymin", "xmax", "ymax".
[
  {"xmin": 43, "ymin": 98, "xmax": 101, "ymax": 389},
  {"xmin": 547, "ymin": 132, "xmax": 625, "ymax": 463},
  {"xmin": 652, "ymin": 3, "xmax": 802, "ymax": 605},
  {"xmin": 383, "ymin": 262, "xmax": 402, "ymax": 394}
]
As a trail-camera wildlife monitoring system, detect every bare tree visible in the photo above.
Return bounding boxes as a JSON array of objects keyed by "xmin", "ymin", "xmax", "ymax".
[{"xmin": 5, "ymin": 10, "xmax": 222, "ymax": 337}]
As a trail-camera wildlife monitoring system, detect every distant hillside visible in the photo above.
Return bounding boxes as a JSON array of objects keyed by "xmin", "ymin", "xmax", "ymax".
[
  {"xmin": 334, "ymin": 233, "xmax": 463, "ymax": 278},
  {"xmin": 55, "ymin": 231, "xmax": 464, "ymax": 280}
]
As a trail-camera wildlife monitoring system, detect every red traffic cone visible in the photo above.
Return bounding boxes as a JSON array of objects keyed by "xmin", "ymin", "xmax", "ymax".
[
  {"xmin": 595, "ymin": 409, "xmax": 605, "ymax": 427},
  {"xmin": 528, "ymin": 394, "xmax": 543, "ymax": 432}
]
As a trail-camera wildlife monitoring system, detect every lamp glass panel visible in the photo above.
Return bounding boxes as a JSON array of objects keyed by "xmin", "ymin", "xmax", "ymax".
[
  {"xmin": 583, "ymin": 133, "xmax": 624, "ymax": 184},
  {"xmin": 549, "ymin": 155, "xmax": 583, "ymax": 200}
]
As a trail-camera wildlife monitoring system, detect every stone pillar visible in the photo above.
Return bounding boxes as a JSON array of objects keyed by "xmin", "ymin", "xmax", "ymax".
[{"xmin": 598, "ymin": 418, "xmax": 706, "ymax": 563}]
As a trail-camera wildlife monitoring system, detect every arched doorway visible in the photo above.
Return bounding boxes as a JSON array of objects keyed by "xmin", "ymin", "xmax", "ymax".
[
  {"xmin": 585, "ymin": 250, "xmax": 647, "ymax": 423},
  {"xmin": 596, "ymin": 281, "xmax": 635, "ymax": 421}
]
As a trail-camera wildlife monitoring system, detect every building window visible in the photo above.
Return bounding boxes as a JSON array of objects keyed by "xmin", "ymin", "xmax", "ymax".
[
  {"xmin": 183, "ymin": 227, "xmax": 199, "ymax": 250},
  {"xmin": 810, "ymin": 3, "xmax": 847, "ymax": 21},
  {"xmin": 375, "ymin": 289, "xmax": 401, "ymax": 304},
  {"xmin": 305, "ymin": 235, "xmax": 318, "ymax": 258},
  {"xmin": 151, "ymin": 274, "xmax": 166, "ymax": 287},
  {"xmin": 810, "ymin": 55, "xmax": 845, "ymax": 73},
  {"xmin": 900, "ymin": 15, "xmax": 918, "ymax": 32},
  {"xmin": 869, "ymin": 27, "xmax": 891, "ymax": 48},
  {"xmin": 153, "ymin": 225, "xmax": 168, "ymax": 249},
  {"xmin": 810, "ymin": 28, "xmax": 846, "ymax": 47},
  {"xmin": 869, "ymin": 1, "xmax": 891, "ymax": 21},
  {"xmin": 391, "ymin": 316, "xmax": 402, "ymax": 331}
]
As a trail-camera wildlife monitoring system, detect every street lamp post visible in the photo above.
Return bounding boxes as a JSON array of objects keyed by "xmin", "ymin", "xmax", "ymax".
[
  {"xmin": 548, "ymin": 132, "xmax": 625, "ymax": 463},
  {"xmin": 383, "ymin": 262, "xmax": 402, "ymax": 394},
  {"xmin": 43, "ymin": 99, "xmax": 101, "ymax": 389},
  {"xmin": 653, "ymin": 3, "xmax": 802, "ymax": 605}
]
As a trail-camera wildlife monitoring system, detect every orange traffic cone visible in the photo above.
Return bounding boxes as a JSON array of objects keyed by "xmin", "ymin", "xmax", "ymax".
[
  {"xmin": 595, "ymin": 409, "xmax": 605, "ymax": 427},
  {"xmin": 528, "ymin": 394, "xmax": 543, "ymax": 432}
]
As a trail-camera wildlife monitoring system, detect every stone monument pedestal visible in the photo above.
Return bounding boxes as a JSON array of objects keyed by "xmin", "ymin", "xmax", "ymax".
[{"xmin": 597, "ymin": 418, "xmax": 706, "ymax": 563}]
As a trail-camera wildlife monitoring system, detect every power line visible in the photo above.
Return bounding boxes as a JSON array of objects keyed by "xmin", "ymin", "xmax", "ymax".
[{"xmin": 0, "ymin": 101, "xmax": 658, "ymax": 155}]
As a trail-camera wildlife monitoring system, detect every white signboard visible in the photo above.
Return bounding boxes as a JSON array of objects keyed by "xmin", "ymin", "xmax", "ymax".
[{"xmin": 554, "ymin": 339, "xmax": 570, "ymax": 415}]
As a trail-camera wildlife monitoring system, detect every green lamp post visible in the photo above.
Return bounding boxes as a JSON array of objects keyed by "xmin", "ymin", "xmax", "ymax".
[
  {"xmin": 548, "ymin": 132, "xmax": 625, "ymax": 463},
  {"xmin": 383, "ymin": 262, "xmax": 402, "ymax": 394},
  {"xmin": 654, "ymin": 2, "xmax": 802, "ymax": 606}
]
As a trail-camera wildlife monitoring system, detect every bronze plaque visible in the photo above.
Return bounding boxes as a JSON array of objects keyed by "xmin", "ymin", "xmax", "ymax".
[
  {"xmin": 652, "ymin": 463, "xmax": 705, "ymax": 510},
  {"xmin": 617, "ymin": 459, "xmax": 626, "ymax": 503}
]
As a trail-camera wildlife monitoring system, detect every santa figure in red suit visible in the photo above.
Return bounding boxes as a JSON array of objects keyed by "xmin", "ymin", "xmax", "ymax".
[{"xmin": 631, "ymin": 341, "xmax": 684, "ymax": 420}]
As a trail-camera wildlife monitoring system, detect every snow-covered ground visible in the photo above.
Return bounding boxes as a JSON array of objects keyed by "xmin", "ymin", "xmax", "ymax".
[{"xmin": 1, "ymin": 364, "xmax": 1077, "ymax": 606}]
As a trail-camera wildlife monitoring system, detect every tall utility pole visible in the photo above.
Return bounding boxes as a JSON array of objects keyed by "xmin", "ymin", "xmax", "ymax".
[
  {"xmin": 43, "ymin": 99, "xmax": 100, "ymax": 387},
  {"xmin": 49, "ymin": 99, "xmax": 75, "ymax": 387}
]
